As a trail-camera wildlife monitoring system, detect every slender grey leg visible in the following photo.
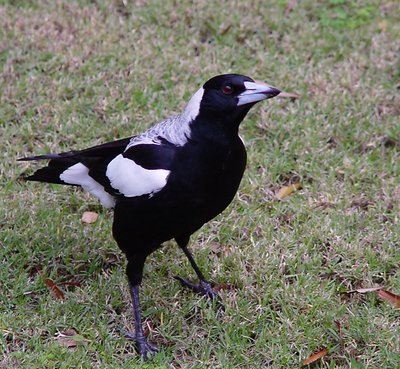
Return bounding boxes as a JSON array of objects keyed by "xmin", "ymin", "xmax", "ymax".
[
  {"xmin": 174, "ymin": 237, "xmax": 225, "ymax": 311},
  {"xmin": 125, "ymin": 282, "xmax": 158, "ymax": 360}
]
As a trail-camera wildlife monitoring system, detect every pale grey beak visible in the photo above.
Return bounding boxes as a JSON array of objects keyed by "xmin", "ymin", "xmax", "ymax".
[{"xmin": 237, "ymin": 81, "xmax": 281, "ymax": 106}]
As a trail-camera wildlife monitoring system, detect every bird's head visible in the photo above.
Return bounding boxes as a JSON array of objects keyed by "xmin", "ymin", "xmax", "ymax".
[{"xmin": 184, "ymin": 74, "xmax": 281, "ymax": 127}]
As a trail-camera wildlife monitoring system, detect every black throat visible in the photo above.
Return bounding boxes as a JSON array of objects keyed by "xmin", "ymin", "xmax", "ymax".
[{"xmin": 189, "ymin": 104, "xmax": 253, "ymax": 145}]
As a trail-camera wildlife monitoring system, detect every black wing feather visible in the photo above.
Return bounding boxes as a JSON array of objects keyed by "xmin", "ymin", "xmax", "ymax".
[
  {"xmin": 18, "ymin": 136, "xmax": 133, "ymax": 162},
  {"xmin": 19, "ymin": 137, "xmax": 133, "ymax": 185},
  {"xmin": 88, "ymin": 142, "xmax": 179, "ymax": 195},
  {"xmin": 122, "ymin": 143, "xmax": 177, "ymax": 170}
]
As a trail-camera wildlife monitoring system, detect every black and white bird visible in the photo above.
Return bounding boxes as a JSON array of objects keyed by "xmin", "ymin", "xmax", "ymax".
[{"xmin": 19, "ymin": 74, "xmax": 280, "ymax": 359}]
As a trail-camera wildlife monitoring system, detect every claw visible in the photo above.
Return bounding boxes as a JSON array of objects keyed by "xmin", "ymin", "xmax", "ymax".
[
  {"xmin": 120, "ymin": 329, "xmax": 158, "ymax": 360},
  {"xmin": 174, "ymin": 276, "xmax": 225, "ymax": 311},
  {"xmin": 137, "ymin": 339, "xmax": 158, "ymax": 360}
]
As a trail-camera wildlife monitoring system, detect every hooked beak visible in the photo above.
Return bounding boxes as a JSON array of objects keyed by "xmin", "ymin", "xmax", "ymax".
[{"xmin": 237, "ymin": 81, "xmax": 281, "ymax": 106}]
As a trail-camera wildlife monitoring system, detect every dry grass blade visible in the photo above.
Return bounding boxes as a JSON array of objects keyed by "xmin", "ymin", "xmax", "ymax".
[
  {"xmin": 352, "ymin": 286, "xmax": 383, "ymax": 293},
  {"xmin": 143, "ymin": 321, "xmax": 155, "ymax": 337},
  {"xmin": 43, "ymin": 278, "xmax": 65, "ymax": 300},
  {"xmin": 302, "ymin": 347, "xmax": 329, "ymax": 366}
]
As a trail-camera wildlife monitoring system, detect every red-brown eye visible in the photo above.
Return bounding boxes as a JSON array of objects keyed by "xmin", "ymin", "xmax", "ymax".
[{"xmin": 222, "ymin": 85, "xmax": 233, "ymax": 95}]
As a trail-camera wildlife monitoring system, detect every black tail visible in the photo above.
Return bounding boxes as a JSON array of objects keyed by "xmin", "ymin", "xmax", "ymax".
[
  {"xmin": 19, "ymin": 155, "xmax": 78, "ymax": 185},
  {"xmin": 18, "ymin": 136, "xmax": 132, "ymax": 185}
]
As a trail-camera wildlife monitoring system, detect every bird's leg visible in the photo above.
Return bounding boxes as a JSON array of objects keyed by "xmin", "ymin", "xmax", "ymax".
[
  {"xmin": 123, "ymin": 259, "xmax": 158, "ymax": 360},
  {"xmin": 174, "ymin": 238, "xmax": 224, "ymax": 310}
]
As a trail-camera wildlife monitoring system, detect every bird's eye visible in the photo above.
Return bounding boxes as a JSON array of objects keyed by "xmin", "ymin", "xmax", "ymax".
[{"xmin": 222, "ymin": 85, "xmax": 234, "ymax": 95}]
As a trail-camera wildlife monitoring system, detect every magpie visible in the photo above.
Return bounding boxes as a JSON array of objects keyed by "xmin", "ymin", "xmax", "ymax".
[{"xmin": 18, "ymin": 74, "xmax": 281, "ymax": 359}]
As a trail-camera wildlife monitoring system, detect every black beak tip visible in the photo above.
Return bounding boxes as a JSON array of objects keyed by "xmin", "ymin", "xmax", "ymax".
[{"xmin": 268, "ymin": 87, "xmax": 281, "ymax": 98}]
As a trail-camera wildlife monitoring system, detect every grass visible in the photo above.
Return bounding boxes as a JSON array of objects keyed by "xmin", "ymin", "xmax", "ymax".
[{"xmin": 1, "ymin": 0, "xmax": 399, "ymax": 368}]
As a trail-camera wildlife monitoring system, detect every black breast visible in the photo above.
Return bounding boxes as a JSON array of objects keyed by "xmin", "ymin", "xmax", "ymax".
[{"xmin": 113, "ymin": 134, "xmax": 247, "ymax": 249}]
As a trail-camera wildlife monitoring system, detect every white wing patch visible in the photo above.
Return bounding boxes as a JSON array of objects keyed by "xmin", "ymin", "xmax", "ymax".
[
  {"xmin": 106, "ymin": 154, "xmax": 170, "ymax": 197},
  {"xmin": 60, "ymin": 163, "xmax": 116, "ymax": 208}
]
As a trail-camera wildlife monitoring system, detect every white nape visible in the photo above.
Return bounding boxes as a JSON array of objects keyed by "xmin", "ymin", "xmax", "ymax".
[
  {"xmin": 183, "ymin": 87, "xmax": 204, "ymax": 122},
  {"xmin": 106, "ymin": 154, "xmax": 170, "ymax": 197},
  {"xmin": 60, "ymin": 163, "xmax": 115, "ymax": 208}
]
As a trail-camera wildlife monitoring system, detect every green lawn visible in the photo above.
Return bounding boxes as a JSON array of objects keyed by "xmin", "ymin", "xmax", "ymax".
[{"xmin": 1, "ymin": 1, "xmax": 399, "ymax": 368}]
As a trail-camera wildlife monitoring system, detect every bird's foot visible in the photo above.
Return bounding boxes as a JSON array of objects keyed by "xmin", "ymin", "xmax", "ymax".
[
  {"xmin": 174, "ymin": 276, "xmax": 225, "ymax": 311},
  {"xmin": 123, "ymin": 330, "xmax": 158, "ymax": 360}
]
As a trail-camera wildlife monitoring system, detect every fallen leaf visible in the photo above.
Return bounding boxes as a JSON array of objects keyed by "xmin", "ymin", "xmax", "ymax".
[
  {"xmin": 276, "ymin": 183, "xmax": 302, "ymax": 200},
  {"xmin": 302, "ymin": 347, "xmax": 329, "ymax": 366},
  {"xmin": 61, "ymin": 328, "xmax": 78, "ymax": 336},
  {"xmin": 210, "ymin": 242, "xmax": 222, "ymax": 254},
  {"xmin": 377, "ymin": 289, "xmax": 400, "ymax": 308},
  {"xmin": 55, "ymin": 328, "xmax": 86, "ymax": 349},
  {"xmin": 58, "ymin": 338, "xmax": 78, "ymax": 349},
  {"xmin": 43, "ymin": 278, "xmax": 65, "ymax": 300},
  {"xmin": 81, "ymin": 211, "xmax": 98, "ymax": 224}
]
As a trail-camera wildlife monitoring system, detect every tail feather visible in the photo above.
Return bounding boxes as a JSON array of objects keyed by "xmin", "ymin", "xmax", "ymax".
[
  {"xmin": 18, "ymin": 136, "xmax": 131, "ymax": 188},
  {"xmin": 23, "ymin": 158, "xmax": 79, "ymax": 185},
  {"xmin": 17, "ymin": 152, "xmax": 77, "ymax": 162}
]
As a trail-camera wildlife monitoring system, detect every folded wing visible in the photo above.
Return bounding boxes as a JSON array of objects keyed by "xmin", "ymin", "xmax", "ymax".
[{"xmin": 18, "ymin": 137, "xmax": 178, "ymax": 208}]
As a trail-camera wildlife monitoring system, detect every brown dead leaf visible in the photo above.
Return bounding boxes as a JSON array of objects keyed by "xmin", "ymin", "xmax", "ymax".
[
  {"xmin": 276, "ymin": 183, "xmax": 302, "ymax": 200},
  {"xmin": 302, "ymin": 347, "xmax": 329, "ymax": 366},
  {"xmin": 61, "ymin": 328, "xmax": 78, "ymax": 337},
  {"xmin": 210, "ymin": 242, "xmax": 222, "ymax": 254},
  {"xmin": 55, "ymin": 328, "xmax": 85, "ymax": 349},
  {"xmin": 43, "ymin": 278, "xmax": 65, "ymax": 300},
  {"xmin": 377, "ymin": 289, "xmax": 400, "ymax": 308},
  {"xmin": 81, "ymin": 211, "xmax": 98, "ymax": 224}
]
